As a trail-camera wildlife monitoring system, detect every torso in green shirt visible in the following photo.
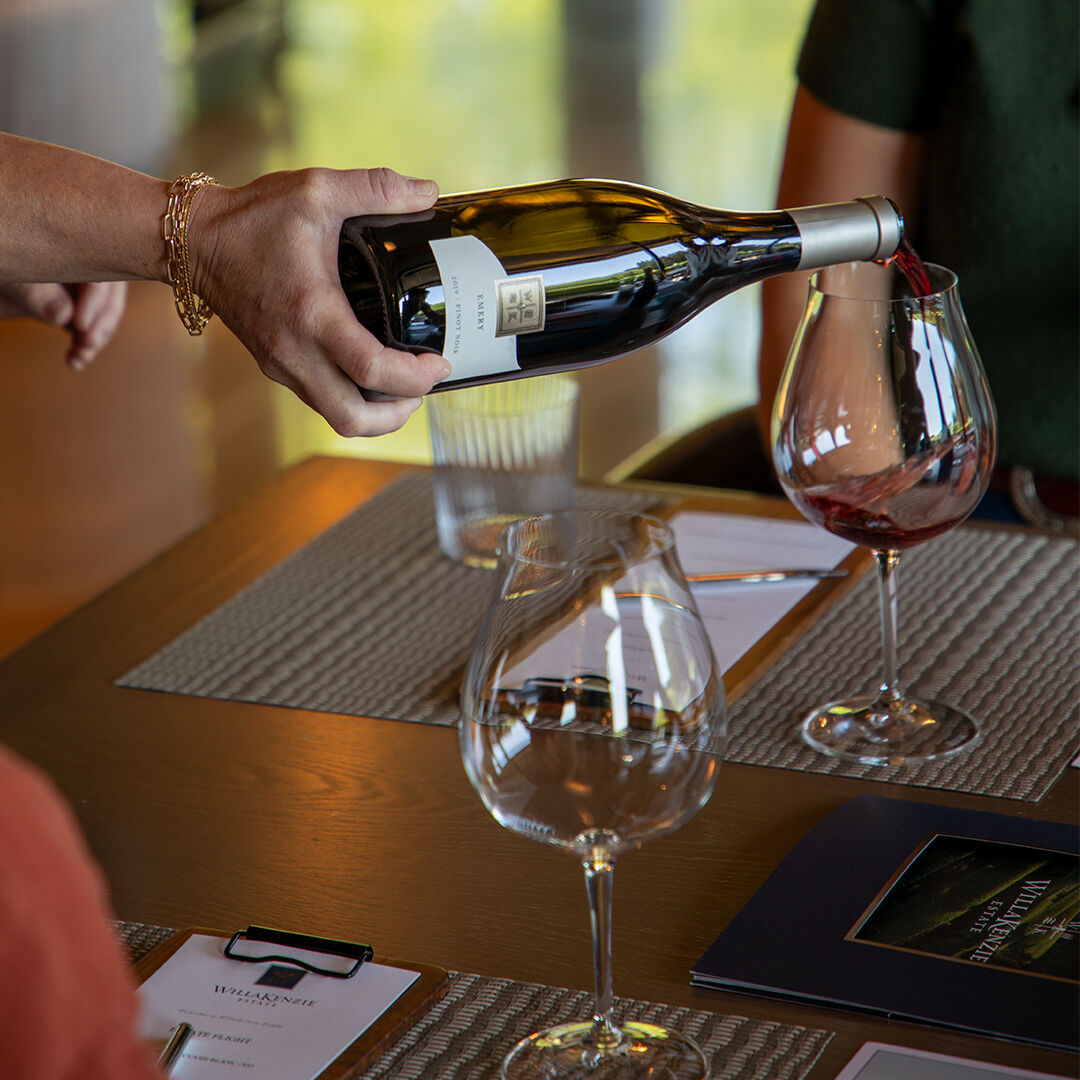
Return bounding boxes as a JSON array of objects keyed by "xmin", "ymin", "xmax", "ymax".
[{"xmin": 798, "ymin": 0, "xmax": 1079, "ymax": 481}]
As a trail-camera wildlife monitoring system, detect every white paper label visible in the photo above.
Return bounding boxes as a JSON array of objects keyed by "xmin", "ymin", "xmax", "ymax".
[{"xmin": 428, "ymin": 235, "xmax": 545, "ymax": 381}]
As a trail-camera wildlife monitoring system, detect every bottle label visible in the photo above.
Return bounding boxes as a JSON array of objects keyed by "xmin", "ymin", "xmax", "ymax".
[{"xmin": 429, "ymin": 236, "xmax": 545, "ymax": 379}]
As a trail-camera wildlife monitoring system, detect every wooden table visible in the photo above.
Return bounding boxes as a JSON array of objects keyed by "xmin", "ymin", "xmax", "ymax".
[{"xmin": 0, "ymin": 457, "xmax": 1075, "ymax": 1078}]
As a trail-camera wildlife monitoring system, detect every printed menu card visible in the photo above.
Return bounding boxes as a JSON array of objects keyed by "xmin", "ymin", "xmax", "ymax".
[{"xmin": 137, "ymin": 932, "xmax": 425, "ymax": 1078}]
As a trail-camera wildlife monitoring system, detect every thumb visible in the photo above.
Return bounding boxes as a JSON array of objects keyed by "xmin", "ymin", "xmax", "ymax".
[
  {"xmin": 347, "ymin": 167, "xmax": 439, "ymax": 216},
  {"xmin": 2, "ymin": 282, "xmax": 75, "ymax": 326}
]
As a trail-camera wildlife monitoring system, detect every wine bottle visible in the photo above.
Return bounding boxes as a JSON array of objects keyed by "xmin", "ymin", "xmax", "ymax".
[{"xmin": 338, "ymin": 178, "xmax": 902, "ymax": 394}]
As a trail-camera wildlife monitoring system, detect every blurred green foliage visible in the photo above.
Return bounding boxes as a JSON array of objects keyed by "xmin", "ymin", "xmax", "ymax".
[
  {"xmin": 271, "ymin": 0, "xmax": 564, "ymax": 188},
  {"xmin": 170, "ymin": 0, "xmax": 815, "ymax": 463}
]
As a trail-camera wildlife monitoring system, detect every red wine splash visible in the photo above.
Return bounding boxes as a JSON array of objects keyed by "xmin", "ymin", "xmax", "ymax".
[
  {"xmin": 887, "ymin": 236, "xmax": 933, "ymax": 297},
  {"xmin": 788, "ymin": 437, "xmax": 991, "ymax": 551},
  {"xmin": 796, "ymin": 487, "xmax": 967, "ymax": 549}
]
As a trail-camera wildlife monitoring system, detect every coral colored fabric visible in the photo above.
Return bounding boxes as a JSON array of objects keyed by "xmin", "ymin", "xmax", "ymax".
[{"xmin": 0, "ymin": 745, "xmax": 160, "ymax": 1079}]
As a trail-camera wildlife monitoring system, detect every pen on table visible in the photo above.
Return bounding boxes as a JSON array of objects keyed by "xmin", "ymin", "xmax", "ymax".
[
  {"xmin": 685, "ymin": 568, "xmax": 848, "ymax": 585},
  {"xmin": 157, "ymin": 1022, "xmax": 193, "ymax": 1075}
]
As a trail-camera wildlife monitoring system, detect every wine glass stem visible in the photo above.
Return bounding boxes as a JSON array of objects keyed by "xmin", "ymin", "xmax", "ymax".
[
  {"xmin": 583, "ymin": 854, "xmax": 622, "ymax": 1052},
  {"xmin": 874, "ymin": 549, "xmax": 903, "ymax": 703}
]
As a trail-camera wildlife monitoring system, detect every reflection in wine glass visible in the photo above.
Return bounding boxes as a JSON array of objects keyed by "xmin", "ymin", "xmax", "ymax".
[
  {"xmin": 773, "ymin": 260, "xmax": 996, "ymax": 765},
  {"xmin": 460, "ymin": 509, "xmax": 725, "ymax": 1079}
]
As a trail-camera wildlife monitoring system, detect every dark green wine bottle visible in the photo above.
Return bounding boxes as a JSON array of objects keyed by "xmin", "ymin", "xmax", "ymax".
[{"xmin": 338, "ymin": 178, "xmax": 901, "ymax": 393}]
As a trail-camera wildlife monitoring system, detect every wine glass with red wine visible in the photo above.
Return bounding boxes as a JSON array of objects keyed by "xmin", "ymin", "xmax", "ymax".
[
  {"xmin": 460, "ymin": 509, "xmax": 724, "ymax": 1079},
  {"xmin": 772, "ymin": 256, "xmax": 996, "ymax": 765}
]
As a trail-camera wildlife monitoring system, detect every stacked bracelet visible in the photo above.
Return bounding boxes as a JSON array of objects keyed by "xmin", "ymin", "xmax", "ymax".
[{"xmin": 163, "ymin": 172, "xmax": 219, "ymax": 335}]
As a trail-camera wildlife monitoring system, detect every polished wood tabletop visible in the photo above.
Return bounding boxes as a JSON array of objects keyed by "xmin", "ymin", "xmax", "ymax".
[{"xmin": 0, "ymin": 456, "xmax": 1075, "ymax": 1078}]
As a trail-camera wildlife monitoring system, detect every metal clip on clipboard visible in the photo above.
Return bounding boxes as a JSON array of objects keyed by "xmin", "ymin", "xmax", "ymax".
[{"xmin": 223, "ymin": 925, "xmax": 374, "ymax": 979}]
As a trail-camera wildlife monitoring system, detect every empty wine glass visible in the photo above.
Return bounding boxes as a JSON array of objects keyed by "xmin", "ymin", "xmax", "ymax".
[
  {"xmin": 460, "ymin": 509, "xmax": 725, "ymax": 1080},
  {"xmin": 772, "ymin": 259, "xmax": 996, "ymax": 765}
]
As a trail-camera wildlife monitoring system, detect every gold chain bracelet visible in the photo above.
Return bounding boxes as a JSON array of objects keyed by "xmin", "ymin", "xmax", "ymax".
[{"xmin": 163, "ymin": 172, "xmax": 220, "ymax": 335}]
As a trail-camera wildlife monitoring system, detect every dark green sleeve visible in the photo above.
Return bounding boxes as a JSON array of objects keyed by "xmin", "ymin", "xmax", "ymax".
[{"xmin": 796, "ymin": 0, "xmax": 947, "ymax": 132}]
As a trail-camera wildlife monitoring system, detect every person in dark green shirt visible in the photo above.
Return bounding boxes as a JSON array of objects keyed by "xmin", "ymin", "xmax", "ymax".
[{"xmin": 759, "ymin": 0, "xmax": 1078, "ymax": 526}]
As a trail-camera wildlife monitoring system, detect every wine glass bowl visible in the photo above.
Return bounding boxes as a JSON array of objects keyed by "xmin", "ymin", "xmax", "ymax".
[
  {"xmin": 460, "ymin": 509, "xmax": 724, "ymax": 1079},
  {"xmin": 772, "ymin": 260, "xmax": 996, "ymax": 765}
]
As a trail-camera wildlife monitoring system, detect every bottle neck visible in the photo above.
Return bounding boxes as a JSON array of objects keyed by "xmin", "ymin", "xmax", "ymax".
[
  {"xmin": 787, "ymin": 196, "xmax": 903, "ymax": 270},
  {"xmin": 680, "ymin": 197, "xmax": 902, "ymax": 300},
  {"xmin": 684, "ymin": 208, "xmax": 801, "ymax": 288}
]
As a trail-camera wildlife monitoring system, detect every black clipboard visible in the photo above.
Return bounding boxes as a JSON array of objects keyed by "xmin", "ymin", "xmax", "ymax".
[{"xmin": 135, "ymin": 926, "xmax": 449, "ymax": 1079}]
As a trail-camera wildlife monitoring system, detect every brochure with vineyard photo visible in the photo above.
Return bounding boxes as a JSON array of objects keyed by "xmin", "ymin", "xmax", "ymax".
[
  {"xmin": 848, "ymin": 834, "xmax": 1077, "ymax": 982},
  {"xmin": 691, "ymin": 796, "xmax": 1079, "ymax": 1051}
]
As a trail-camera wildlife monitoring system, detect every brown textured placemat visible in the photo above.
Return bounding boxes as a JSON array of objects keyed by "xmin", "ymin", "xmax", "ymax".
[
  {"xmin": 117, "ymin": 474, "xmax": 660, "ymax": 727},
  {"xmin": 117, "ymin": 474, "xmax": 1079, "ymax": 801},
  {"xmin": 116, "ymin": 923, "xmax": 832, "ymax": 1080},
  {"xmin": 727, "ymin": 525, "xmax": 1079, "ymax": 800}
]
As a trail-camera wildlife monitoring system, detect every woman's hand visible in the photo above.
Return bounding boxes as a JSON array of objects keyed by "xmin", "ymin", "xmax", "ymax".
[
  {"xmin": 187, "ymin": 166, "xmax": 451, "ymax": 437},
  {"xmin": 0, "ymin": 280, "xmax": 128, "ymax": 370}
]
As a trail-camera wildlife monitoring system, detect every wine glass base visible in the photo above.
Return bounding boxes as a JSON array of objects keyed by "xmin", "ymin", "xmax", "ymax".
[
  {"xmin": 501, "ymin": 1021, "xmax": 708, "ymax": 1080},
  {"xmin": 801, "ymin": 693, "xmax": 980, "ymax": 766}
]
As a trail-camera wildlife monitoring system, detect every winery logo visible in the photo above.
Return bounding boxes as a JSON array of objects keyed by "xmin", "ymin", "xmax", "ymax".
[
  {"xmin": 495, "ymin": 274, "xmax": 546, "ymax": 336},
  {"xmin": 255, "ymin": 965, "xmax": 307, "ymax": 989}
]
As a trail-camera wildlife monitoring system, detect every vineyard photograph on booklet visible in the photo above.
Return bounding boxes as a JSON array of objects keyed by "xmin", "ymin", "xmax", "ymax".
[{"xmin": 691, "ymin": 795, "xmax": 1079, "ymax": 1053}]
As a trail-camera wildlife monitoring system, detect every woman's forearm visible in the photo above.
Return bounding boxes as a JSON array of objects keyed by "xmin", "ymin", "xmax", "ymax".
[
  {"xmin": 0, "ymin": 133, "xmax": 168, "ymax": 284},
  {"xmin": 0, "ymin": 133, "xmax": 451, "ymax": 435},
  {"xmin": 757, "ymin": 87, "xmax": 925, "ymax": 444}
]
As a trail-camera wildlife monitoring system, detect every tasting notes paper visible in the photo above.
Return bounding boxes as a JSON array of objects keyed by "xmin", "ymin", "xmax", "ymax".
[
  {"xmin": 499, "ymin": 510, "xmax": 854, "ymax": 701},
  {"xmin": 671, "ymin": 511, "xmax": 854, "ymax": 672},
  {"xmin": 136, "ymin": 932, "xmax": 421, "ymax": 1079}
]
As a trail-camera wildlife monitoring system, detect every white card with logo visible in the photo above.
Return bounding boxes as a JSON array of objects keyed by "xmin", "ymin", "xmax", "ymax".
[{"xmin": 137, "ymin": 933, "xmax": 418, "ymax": 1079}]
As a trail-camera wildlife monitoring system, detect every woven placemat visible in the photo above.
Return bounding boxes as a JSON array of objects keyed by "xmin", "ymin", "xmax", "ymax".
[
  {"xmin": 352, "ymin": 972, "xmax": 831, "ymax": 1080},
  {"xmin": 116, "ymin": 919, "xmax": 177, "ymax": 963},
  {"xmin": 118, "ymin": 474, "xmax": 660, "ymax": 728},
  {"xmin": 118, "ymin": 474, "xmax": 1079, "ymax": 801},
  {"xmin": 116, "ymin": 923, "xmax": 832, "ymax": 1080},
  {"xmin": 727, "ymin": 525, "xmax": 1079, "ymax": 800}
]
